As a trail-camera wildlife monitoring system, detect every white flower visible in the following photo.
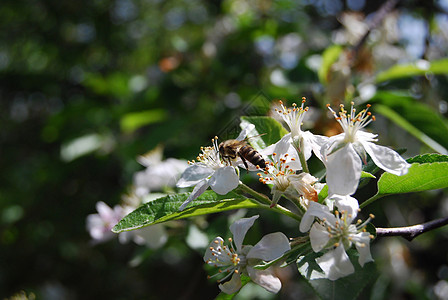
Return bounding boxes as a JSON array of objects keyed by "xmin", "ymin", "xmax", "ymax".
[
  {"xmin": 204, "ymin": 215, "xmax": 290, "ymax": 294},
  {"xmin": 176, "ymin": 137, "xmax": 239, "ymax": 210},
  {"xmin": 133, "ymin": 155, "xmax": 188, "ymax": 196},
  {"xmin": 118, "ymin": 222, "xmax": 168, "ymax": 249},
  {"xmin": 323, "ymin": 102, "xmax": 411, "ymax": 196},
  {"xmin": 299, "ymin": 195, "xmax": 374, "ymax": 280},
  {"xmin": 269, "ymin": 99, "xmax": 328, "ymax": 164},
  {"xmin": 258, "ymin": 139, "xmax": 319, "ymax": 207},
  {"xmin": 86, "ymin": 201, "xmax": 125, "ymax": 244}
]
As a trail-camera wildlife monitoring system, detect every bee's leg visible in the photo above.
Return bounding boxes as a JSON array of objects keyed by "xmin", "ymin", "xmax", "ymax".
[{"xmin": 238, "ymin": 153, "xmax": 249, "ymax": 173}]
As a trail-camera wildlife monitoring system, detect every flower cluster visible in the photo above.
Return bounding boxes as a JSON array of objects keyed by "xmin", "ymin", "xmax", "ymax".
[
  {"xmin": 107, "ymin": 98, "xmax": 414, "ymax": 295},
  {"xmin": 300, "ymin": 195, "xmax": 374, "ymax": 280},
  {"xmin": 172, "ymin": 99, "xmax": 411, "ymax": 291}
]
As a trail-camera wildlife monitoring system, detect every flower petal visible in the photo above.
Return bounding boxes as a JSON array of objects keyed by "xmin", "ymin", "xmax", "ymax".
[
  {"xmin": 310, "ymin": 222, "xmax": 331, "ymax": 252},
  {"xmin": 325, "ymin": 143, "xmax": 362, "ymax": 196},
  {"xmin": 246, "ymin": 266, "xmax": 282, "ymax": 294},
  {"xmin": 237, "ymin": 123, "xmax": 256, "ymax": 141},
  {"xmin": 354, "ymin": 232, "xmax": 374, "ymax": 267},
  {"xmin": 230, "ymin": 215, "xmax": 259, "ymax": 252},
  {"xmin": 209, "ymin": 166, "xmax": 239, "ymax": 195},
  {"xmin": 179, "ymin": 179, "xmax": 210, "ymax": 211},
  {"xmin": 360, "ymin": 141, "xmax": 411, "ymax": 176},
  {"xmin": 247, "ymin": 232, "xmax": 290, "ymax": 261},
  {"xmin": 203, "ymin": 237, "xmax": 224, "ymax": 263},
  {"xmin": 307, "ymin": 132, "xmax": 329, "ymax": 161},
  {"xmin": 263, "ymin": 134, "xmax": 303, "ymax": 170},
  {"xmin": 300, "ymin": 201, "xmax": 335, "ymax": 233},
  {"xmin": 219, "ymin": 272, "xmax": 242, "ymax": 294},
  {"xmin": 316, "ymin": 243, "xmax": 355, "ymax": 280},
  {"xmin": 131, "ymin": 224, "xmax": 168, "ymax": 249},
  {"xmin": 176, "ymin": 164, "xmax": 214, "ymax": 188},
  {"xmin": 330, "ymin": 194, "xmax": 359, "ymax": 222}
]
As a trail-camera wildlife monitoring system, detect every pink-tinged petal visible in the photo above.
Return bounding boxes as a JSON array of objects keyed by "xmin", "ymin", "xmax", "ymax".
[
  {"xmin": 354, "ymin": 232, "xmax": 374, "ymax": 267},
  {"xmin": 176, "ymin": 164, "xmax": 214, "ymax": 188},
  {"xmin": 300, "ymin": 201, "xmax": 335, "ymax": 233},
  {"xmin": 316, "ymin": 243, "xmax": 355, "ymax": 280},
  {"xmin": 179, "ymin": 179, "xmax": 209, "ymax": 211},
  {"xmin": 230, "ymin": 215, "xmax": 259, "ymax": 252},
  {"xmin": 361, "ymin": 141, "xmax": 410, "ymax": 176},
  {"xmin": 247, "ymin": 232, "xmax": 290, "ymax": 261},
  {"xmin": 96, "ymin": 201, "xmax": 114, "ymax": 219},
  {"xmin": 326, "ymin": 143, "xmax": 362, "ymax": 196},
  {"xmin": 204, "ymin": 237, "xmax": 224, "ymax": 263},
  {"xmin": 219, "ymin": 272, "xmax": 242, "ymax": 294},
  {"xmin": 310, "ymin": 223, "xmax": 331, "ymax": 252},
  {"xmin": 247, "ymin": 266, "xmax": 282, "ymax": 294},
  {"xmin": 209, "ymin": 166, "xmax": 239, "ymax": 195},
  {"xmin": 331, "ymin": 194, "xmax": 359, "ymax": 222},
  {"xmin": 131, "ymin": 224, "xmax": 168, "ymax": 249}
]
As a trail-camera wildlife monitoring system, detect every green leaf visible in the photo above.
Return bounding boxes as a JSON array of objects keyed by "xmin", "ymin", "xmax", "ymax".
[
  {"xmin": 376, "ymin": 58, "xmax": 448, "ymax": 83},
  {"xmin": 120, "ymin": 109, "xmax": 168, "ymax": 133},
  {"xmin": 361, "ymin": 171, "xmax": 375, "ymax": 179},
  {"xmin": 407, "ymin": 153, "xmax": 448, "ymax": 164},
  {"xmin": 112, "ymin": 191, "xmax": 260, "ymax": 233},
  {"xmin": 318, "ymin": 185, "xmax": 328, "ymax": 203},
  {"xmin": 361, "ymin": 155, "xmax": 448, "ymax": 208},
  {"xmin": 373, "ymin": 104, "xmax": 448, "ymax": 154},
  {"xmin": 240, "ymin": 116, "xmax": 288, "ymax": 151},
  {"xmin": 318, "ymin": 45, "xmax": 343, "ymax": 84},
  {"xmin": 214, "ymin": 275, "xmax": 251, "ymax": 300},
  {"xmin": 377, "ymin": 161, "xmax": 448, "ymax": 195},
  {"xmin": 298, "ymin": 250, "xmax": 378, "ymax": 300}
]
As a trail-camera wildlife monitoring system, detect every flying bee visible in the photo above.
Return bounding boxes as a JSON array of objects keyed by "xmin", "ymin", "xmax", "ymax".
[{"xmin": 219, "ymin": 136, "xmax": 266, "ymax": 170}]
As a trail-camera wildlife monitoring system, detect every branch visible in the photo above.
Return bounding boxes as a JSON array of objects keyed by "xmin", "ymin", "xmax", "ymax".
[
  {"xmin": 376, "ymin": 216, "xmax": 448, "ymax": 241},
  {"xmin": 350, "ymin": 0, "xmax": 399, "ymax": 61}
]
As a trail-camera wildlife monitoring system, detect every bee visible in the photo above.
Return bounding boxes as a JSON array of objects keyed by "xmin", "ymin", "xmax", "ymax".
[{"xmin": 219, "ymin": 138, "xmax": 266, "ymax": 170}]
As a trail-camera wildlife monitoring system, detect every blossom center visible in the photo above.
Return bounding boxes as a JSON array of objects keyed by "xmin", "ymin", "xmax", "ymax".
[
  {"xmin": 275, "ymin": 98, "xmax": 309, "ymax": 138},
  {"xmin": 257, "ymin": 153, "xmax": 296, "ymax": 191},
  {"xmin": 326, "ymin": 102, "xmax": 375, "ymax": 143},
  {"xmin": 190, "ymin": 137, "xmax": 223, "ymax": 170},
  {"xmin": 205, "ymin": 238, "xmax": 246, "ymax": 282}
]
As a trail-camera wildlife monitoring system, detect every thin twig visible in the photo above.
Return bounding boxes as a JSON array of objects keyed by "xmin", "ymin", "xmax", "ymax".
[
  {"xmin": 350, "ymin": 0, "xmax": 399, "ymax": 61},
  {"xmin": 376, "ymin": 216, "xmax": 448, "ymax": 241}
]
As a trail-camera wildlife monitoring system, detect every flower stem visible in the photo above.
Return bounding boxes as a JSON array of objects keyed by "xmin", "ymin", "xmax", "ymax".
[
  {"xmin": 237, "ymin": 182, "xmax": 301, "ymax": 222},
  {"xmin": 360, "ymin": 193, "xmax": 384, "ymax": 209},
  {"xmin": 294, "ymin": 136, "xmax": 309, "ymax": 173}
]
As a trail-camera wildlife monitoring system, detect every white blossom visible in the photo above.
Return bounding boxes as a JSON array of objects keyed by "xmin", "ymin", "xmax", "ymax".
[
  {"xmin": 267, "ymin": 99, "xmax": 328, "ymax": 165},
  {"xmin": 204, "ymin": 215, "xmax": 290, "ymax": 294},
  {"xmin": 299, "ymin": 195, "xmax": 374, "ymax": 280},
  {"xmin": 322, "ymin": 102, "xmax": 411, "ymax": 196},
  {"xmin": 133, "ymin": 156, "xmax": 188, "ymax": 196},
  {"xmin": 87, "ymin": 193, "xmax": 168, "ymax": 249},
  {"xmin": 257, "ymin": 138, "xmax": 320, "ymax": 207},
  {"xmin": 86, "ymin": 201, "xmax": 124, "ymax": 244},
  {"xmin": 177, "ymin": 137, "xmax": 239, "ymax": 210}
]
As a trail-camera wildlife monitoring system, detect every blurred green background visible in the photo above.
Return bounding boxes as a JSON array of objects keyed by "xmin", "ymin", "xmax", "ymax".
[{"xmin": 1, "ymin": 0, "xmax": 448, "ymax": 299}]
